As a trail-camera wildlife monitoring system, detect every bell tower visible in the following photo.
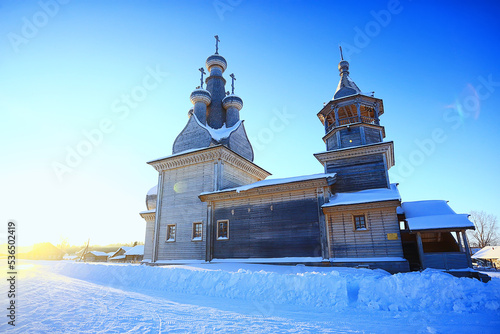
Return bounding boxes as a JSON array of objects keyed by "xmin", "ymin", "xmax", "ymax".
[{"xmin": 314, "ymin": 52, "xmax": 394, "ymax": 193}]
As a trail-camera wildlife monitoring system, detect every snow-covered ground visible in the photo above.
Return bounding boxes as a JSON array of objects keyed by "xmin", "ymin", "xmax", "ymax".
[{"xmin": 1, "ymin": 261, "xmax": 499, "ymax": 333}]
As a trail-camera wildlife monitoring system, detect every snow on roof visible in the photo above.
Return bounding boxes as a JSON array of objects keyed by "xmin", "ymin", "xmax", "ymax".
[
  {"xmin": 193, "ymin": 114, "xmax": 242, "ymax": 141},
  {"xmin": 108, "ymin": 255, "xmax": 126, "ymax": 261},
  {"xmin": 109, "ymin": 246, "xmax": 133, "ymax": 258},
  {"xmin": 322, "ymin": 184, "xmax": 400, "ymax": 207},
  {"xmin": 400, "ymin": 200, "xmax": 474, "ymax": 231},
  {"xmin": 472, "ymin": 246, "xmax": 500, "ymax": 260},
  {"xmin": 402, "ymin": 200, "xmax": 454, "ymax": 218},
  {"xmin": 201, "ymin": 173, "xmax": 336, "ymax": 195},
  {"xmin": 125, "ymin": 245, "xmax": 144, "ymax": 256},
  {"xmin": 140, "ymin": 209, "xmax": 155, "ymax": 214},
  {"xmin": 88, "ymin": 251, "xmax": 109, "ymax": 257},
  {"xmin": 406, "ymin": 214, "xmax": 473, "ymax": 231}
]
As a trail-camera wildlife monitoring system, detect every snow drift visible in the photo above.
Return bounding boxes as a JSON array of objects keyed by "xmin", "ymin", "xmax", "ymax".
[{"xmin": 53, "ymin": 262, "xmax": 500, "ymax": 314}]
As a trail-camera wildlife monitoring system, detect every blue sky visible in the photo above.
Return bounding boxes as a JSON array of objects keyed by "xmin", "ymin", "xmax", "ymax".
[{"xmin": 1, "ymin": 0, "xmax": 499, "ymax": 247}]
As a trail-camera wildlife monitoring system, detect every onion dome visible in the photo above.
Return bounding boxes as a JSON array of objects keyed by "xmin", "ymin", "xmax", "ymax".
[
  {"xmin": 146, "ymin": 185, "xmax": 157, "ymax": 211},
  {"xmin": 222, "ymin": 94, "xmax": 243, "ymax": 111},
  {"xmin": 190, "ymin": 88, "xmax": 212, "ymax": 105},
  {"xmin": 206, "ymin": 54, "xmax": 227, "ymax": 73}
]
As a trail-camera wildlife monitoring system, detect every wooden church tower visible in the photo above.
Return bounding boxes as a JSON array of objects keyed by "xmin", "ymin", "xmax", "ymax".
[{"xmin": 315, "ymin": 51, "xmax": 393, "ymax": 193}]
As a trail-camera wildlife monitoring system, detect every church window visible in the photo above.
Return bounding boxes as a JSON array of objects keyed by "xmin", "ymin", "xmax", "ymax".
[
  {"xmin": 217, "ymin": 220, "xmax": 229, "ymax": 240},
  {"xmin": 166, "ymin": 224, "xmax": 176, "ymax": 242},
  {"xmin": 192, "ymin": 222, "xmax": 203, "ymax": 241},
  {"xmin": 353, "ymin": 215, "xmax": 367, "ymax": 230}
]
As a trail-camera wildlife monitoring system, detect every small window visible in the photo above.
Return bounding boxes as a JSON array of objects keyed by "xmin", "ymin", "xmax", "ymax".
[
  {"xmin": 166, "ymin": 224, "xmax": 176, "ymax": 242},
  {"xmin": 399, "ymin": 220, "xmax": 406, "ymax": 230},
  {"xmin": 192, "ymin": 222, "xmax": 203, "ymax": 241},
  {"xmin": 217, "ymin": 220, "xmax": 229, "ymax": 240},
  {"xmin": 353, "ymin": 215, "xmax": 367, "ymax": 230}
]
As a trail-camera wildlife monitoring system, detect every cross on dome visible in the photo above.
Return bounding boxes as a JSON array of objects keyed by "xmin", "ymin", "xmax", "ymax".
[
  {"xmin": 214, "ymin": 35, "xmax": 220, "ymax": 54},
  {"xmin": 199, "ymin": 67, "xmax": 206, "ymax": 89},
  {"xmin": 230, "ymin": 73, "xmax": 236, "ymax": 94}
]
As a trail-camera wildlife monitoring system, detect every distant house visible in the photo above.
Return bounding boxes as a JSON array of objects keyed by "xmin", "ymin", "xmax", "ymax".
[
  {"xmin": 108, "ymin": 246, "xmax": 133, "ymax": 262},
  {"xmin": 84, "ymin": 251, "xmax": 109, "ymax": 262},
  {"xmin": 472, "ymin": 246, "xmax": 500, "ymax": 269},
  {"xmin": 63, "ymin": 254, "xmax": 78, "ymax": 260},
  {"xmin": 22, "ymin": 243, "xmax": 64, "ymax": 260},
  {"xmin": 124, "ymin": 245, "xmax": 144, "ymax": 263}
]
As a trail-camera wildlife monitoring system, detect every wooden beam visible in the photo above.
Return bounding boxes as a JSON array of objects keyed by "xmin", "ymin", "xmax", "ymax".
[
  {"xmin": 416, "ymin": 232, "xmax": 425, "ymax": 270},
  {"xmin": 152, "ymin": 171, "xmax": 164, "ymax": 263},
  {"xmin": 455, "ymin": 231, "xmax": 464, "ymax": 252},
  {"xmin": 316, "ymin": 187, "xmax": 329, "ymax": 260},
  {"xmin": 374, "ymin": 102, "xmax": 380, "ymax": 125},
  {"xmin": 461, "ymin": 230, "xmax": 473, "ymax": 268},
  {"xmin": 205, "ymin": 203, "xmax": 214, "ymax": 262}
]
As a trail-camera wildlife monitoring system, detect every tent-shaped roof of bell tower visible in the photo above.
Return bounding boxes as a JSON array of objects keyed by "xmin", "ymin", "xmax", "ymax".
[{"xmin": 334, "ymin": 59, "xmax": 361, "ymax": 99}]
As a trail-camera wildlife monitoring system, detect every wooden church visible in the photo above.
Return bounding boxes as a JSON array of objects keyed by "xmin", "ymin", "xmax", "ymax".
[{"xmin": 140, "ymin": 38, "xmax": 475, "ymax": 273}]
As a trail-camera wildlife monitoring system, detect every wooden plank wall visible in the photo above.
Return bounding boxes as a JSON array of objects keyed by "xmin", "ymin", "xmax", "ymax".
[
  {"xmin": 325, "ymin": 201, "xmax": 404, "ymax": 259},
  {"xmin": 143, "ymin": 220, "xmax": 155, "ymax": 261},
  {"xmin": 339, "ymin": 127, "xmax": 362, "ymax": 148},
  {"xmin": 222, "ymin": 163, "xmax": 261, "ymax": 190},
  {"xmin": 326, "ymin": 132, "xmax": 338, "ymax": 150},
  {"xmin": 326, "ymin": 154, "xmax": 388, "ymax": 192},
  {"xmin": 156, "ymin": 162, "xmax": 215, "ymax": 260},
  {"xmin": 364, "ymin": 127, "xmax": 383, "ymax": 144},
  {"xmin": 212, "ymin": 189, "xmax": 322, "ymax": 259}
]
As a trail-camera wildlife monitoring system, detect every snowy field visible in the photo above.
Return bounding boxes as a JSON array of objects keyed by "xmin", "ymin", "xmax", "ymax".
[{"xmin": 1, "ymin": 261, "xmax": 499, "ymax": 333}]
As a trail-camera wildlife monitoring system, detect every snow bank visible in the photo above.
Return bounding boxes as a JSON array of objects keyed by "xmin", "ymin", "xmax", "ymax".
[
  {"xmin": 52, "ymin": 262, "xmax": 500, "ymax": 314},
  {"xmin": 357, "ymin": 269, "xmax": 500, "ymax": 313}
]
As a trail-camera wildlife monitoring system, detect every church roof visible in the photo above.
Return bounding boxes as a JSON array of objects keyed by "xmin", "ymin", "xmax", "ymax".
[
  {"xmin": 322, "ymin": 183, "xmax": 401, "ymax": 207},
  {"xmin": 399, "ymin": 200, "xmax": 474, "ymax": 231},
  {"xmin": 333, "ymin": 60, "xmax": 361, "ymax": 100},
  {"xmin": 200, "ymin": 173, "xmax": 336, "ymax": 197}
]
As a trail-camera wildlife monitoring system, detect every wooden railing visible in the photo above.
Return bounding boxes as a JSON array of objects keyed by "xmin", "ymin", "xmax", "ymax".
[
  {"xmin": 326, "ymin": 116, "xmax": 379, "ymax": 133},
  {"xmin": 423, "ymin": 252, "xmax": 469, "ymax": 270}
]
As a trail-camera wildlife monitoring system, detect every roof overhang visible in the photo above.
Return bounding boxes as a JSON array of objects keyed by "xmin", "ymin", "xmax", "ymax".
[
  {"xmin": 406, "ymin": 214, "xmax": 475, "ymax": 232},
  {"xmin": 314, "ymin": 141, "xmax": 394, "ymax": 169},
  {"xmin": 147, "ymin": 145, "xmax": 271, "ymax": 180},
  {"xmin": 317, "ymin": 94, "xmax": 385, "ymax": 122},
  {"xmin": 399, "ymin": 200, "xmax": 475, "ymax": 232}
]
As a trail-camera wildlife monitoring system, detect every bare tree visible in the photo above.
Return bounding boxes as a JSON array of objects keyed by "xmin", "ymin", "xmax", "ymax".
[{"xmin": 467, "ymin": 211, "xmax": 499, "ymax": 248}]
